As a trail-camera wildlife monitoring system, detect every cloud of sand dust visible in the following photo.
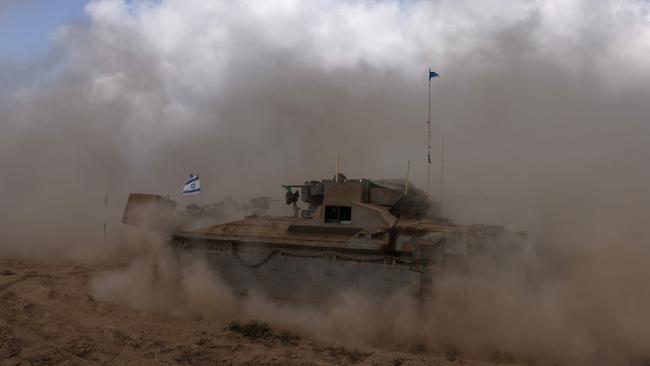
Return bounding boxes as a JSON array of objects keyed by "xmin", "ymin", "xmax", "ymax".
[
  {"xmin": 90, "ymin": 232, "xmax": 239, "ymax": 321},
  {"xmin": 2, "ymin": 0, "xmax": 650, "ymax": 257},
  {"xmin": 89, "ymin": 233, "xmax": 425, "ymax": 349},
  {"xmin": 2, "ymin": 0, "xmax": 650, "ymax": 364},
  {"xmin": 89, "ymin": 228, "xmax": 648, "ymax": 365}
]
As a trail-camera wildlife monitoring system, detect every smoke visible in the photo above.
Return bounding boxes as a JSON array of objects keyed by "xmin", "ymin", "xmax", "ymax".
[{"xmin": 2, "ymin": 0, "xmax": 650, "ymax": 363}]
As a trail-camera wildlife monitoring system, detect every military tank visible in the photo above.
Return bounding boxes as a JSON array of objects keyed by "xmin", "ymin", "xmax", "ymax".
[{"xmin": 123, "ymin": 174, "xmax": 527, "ymax": 302}]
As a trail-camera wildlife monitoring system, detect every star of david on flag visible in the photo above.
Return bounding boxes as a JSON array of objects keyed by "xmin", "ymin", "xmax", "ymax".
[{"xmin": 183, "ymin": 174, "xmax": 201, "ymax": 196}]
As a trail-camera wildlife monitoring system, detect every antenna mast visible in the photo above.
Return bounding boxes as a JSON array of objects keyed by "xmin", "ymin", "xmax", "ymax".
[
  {"xmin": 405, "ymin": 161, "xmax": 410, "ymax": 195},
  {"xmin": 427, "ymin": 69, "xmax": 432, "ymax": 198},
  {"xmin": 335, "ymin": 152, "xmax": 340, "ymax": 182},
  {"xmin": 439, "ymin": 135, "xmax": 445, "ymax": 218}
]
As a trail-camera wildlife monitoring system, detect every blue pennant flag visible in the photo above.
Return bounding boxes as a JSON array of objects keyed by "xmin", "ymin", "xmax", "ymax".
[{"xmin": 429, "ymin": 69, "xmax": 439, "ymax": 80}]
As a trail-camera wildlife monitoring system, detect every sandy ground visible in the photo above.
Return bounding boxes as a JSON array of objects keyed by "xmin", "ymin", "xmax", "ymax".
[{"xmin": 0, "ymin": 260, "xmax": 520, "ymax": 366}]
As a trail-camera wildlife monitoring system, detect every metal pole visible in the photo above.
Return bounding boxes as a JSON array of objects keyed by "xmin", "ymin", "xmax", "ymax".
[
  {"xmin": 335, "ymin": 152, "xmax": 340, "ymax": 182},
  {"xmin": 439, "ymin": 135, "xmax": 445, "ymax": 218},
  {"xmin": 405, "ymin": 161, "xmax": 410, "ymax": 195},
  {"xmin": 103, "ymin": 194, "xmax": 108, "ymax": 245},
  {"xmin": 427, "ymin": 69, "xmax": 431, "ymax": 198}
]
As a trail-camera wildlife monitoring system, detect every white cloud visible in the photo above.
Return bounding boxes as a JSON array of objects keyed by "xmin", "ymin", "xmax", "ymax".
[{"xmin": 74, "ymin": 0, "xmax": 650, "ymax": 100}]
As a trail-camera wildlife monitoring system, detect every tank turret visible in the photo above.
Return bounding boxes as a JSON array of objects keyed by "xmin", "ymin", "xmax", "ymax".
[{"xmin": 286, "ymin": 176, "xmax": 434, "ymax": 233}]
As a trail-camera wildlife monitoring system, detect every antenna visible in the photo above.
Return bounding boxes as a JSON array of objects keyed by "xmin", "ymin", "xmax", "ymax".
[
  {"xmin": 439, "ymin": 135, "xmax": 445, "ymax": 218},
  {"xmin": 103, "ymin": 194, "xmax": 108, "ymax": 246},
  {"xmin": 335, "ymin": 152, "xmax": 340, "ymax": 182},
  {"xmin": 405, "ymin": 161, "xmax": 410, "ymax": 195}
]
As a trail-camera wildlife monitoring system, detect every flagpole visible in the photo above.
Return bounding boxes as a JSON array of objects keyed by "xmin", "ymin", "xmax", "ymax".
[{"xmin": 427, "ymin": 68, "xmax": 431, "ymax": 199}]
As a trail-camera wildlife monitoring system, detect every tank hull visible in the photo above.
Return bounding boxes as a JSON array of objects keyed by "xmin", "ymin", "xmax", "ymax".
[
  {"xmin": 122, "ymin": 192, "xmax": 526, "ymax": 302},
  {"xmin": 174, "ymin": 239, "xmax": 437, "ymax": 302}
]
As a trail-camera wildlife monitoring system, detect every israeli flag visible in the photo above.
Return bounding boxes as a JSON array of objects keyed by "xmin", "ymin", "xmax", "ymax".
[{"xmin": 183, "ymin": 174, "xmax": 201, "ymax": 196}]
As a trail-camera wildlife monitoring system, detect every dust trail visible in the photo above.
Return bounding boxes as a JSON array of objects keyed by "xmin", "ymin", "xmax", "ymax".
[
  {"xmin": 89, "ymin": 226, "xmax": 649, "ymax": 365},
  {"xmin": 90, "ymin": 232, "xmax": 238, "ymax": 321},
  {"xmin": 1, "ymin": 0, "xmax": 650, "ymax": 364}
]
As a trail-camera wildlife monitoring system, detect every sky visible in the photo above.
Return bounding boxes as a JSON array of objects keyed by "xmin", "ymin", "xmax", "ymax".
[{"xmin": 0, "ymin": 0, "xmax": 89, "ymax": 60}]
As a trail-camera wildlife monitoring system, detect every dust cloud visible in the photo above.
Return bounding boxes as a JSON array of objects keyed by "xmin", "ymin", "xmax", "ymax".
[
  {"xmin": 88, "ymin": 227, "xmax": 649, "ymax": 365},
  {"xmin": 2, "ymin": 0, "xmax": 650, "ymax": 364},
  {"xmin": 89, "ymin": 234, "xmax": 426, "ymax": 353},
  {"xmin": 90, "ymin": 232, "xmax": 239, "ymax": 321}
]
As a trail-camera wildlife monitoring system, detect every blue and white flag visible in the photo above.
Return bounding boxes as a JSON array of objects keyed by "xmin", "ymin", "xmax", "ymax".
[
  {"xmin": 429, "ymin": 69, "xmax": 439, "ymax": 80},
  {"xmin": 183, "ymin": 174, "xmax": 201, "ymax": 196}
]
